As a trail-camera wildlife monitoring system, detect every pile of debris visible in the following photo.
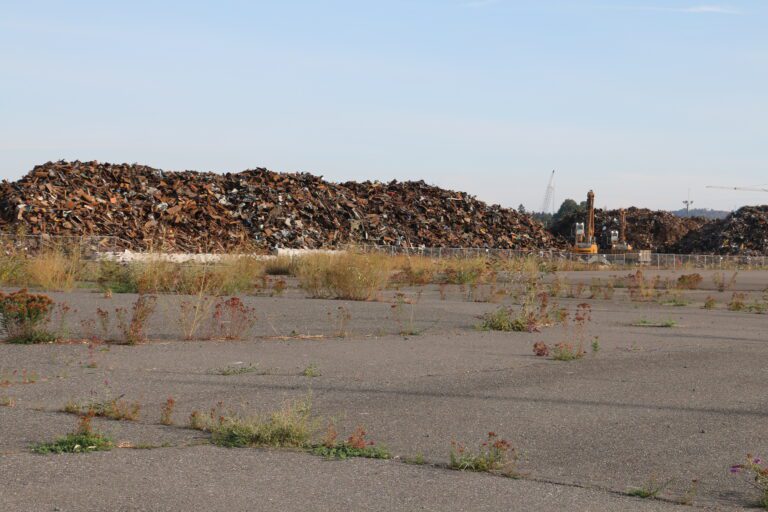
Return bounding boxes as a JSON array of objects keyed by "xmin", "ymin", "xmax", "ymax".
[
  {"xmin": 673, "ymin": 206, "xmax": 768, "ymax": 255},
  {"xmin": 549, "ymin": 207, "xmax": 712, "ymax": 252},
  {"xmin": 0, "ymin": 160, "xmax": 561, "ymax": 253}
]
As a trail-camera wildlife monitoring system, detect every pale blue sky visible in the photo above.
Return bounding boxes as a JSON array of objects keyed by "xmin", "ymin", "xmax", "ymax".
[{"xmin": 1, "ymin": 1, "xmax": 766, "ymax": 211}]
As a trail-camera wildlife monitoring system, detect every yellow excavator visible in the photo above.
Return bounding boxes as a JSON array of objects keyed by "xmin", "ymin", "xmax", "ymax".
[
  {"xmin": 609, "ymin": 208, "xmax": 633, "ymax": 253},
  {"xmin": 572, "ymin": 190, "xmax": 598, "ymax": 254}
]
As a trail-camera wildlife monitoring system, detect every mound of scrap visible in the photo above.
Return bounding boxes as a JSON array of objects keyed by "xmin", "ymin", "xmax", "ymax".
[
  {"xmin": 549, "ymin": 207, "xmax": 712, "ymax": 252},
  {"xmin": 0, "ymin": 160, "xmax": 561, "ymax": 253},
  {"xmin": 673, "ymin": 206, "xmax": 768, "ymax": 255}
]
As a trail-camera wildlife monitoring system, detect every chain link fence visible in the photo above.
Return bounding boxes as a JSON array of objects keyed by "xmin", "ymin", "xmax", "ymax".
[{"xmin": 355, "ymin": 244, "xmax": 768, "ymax": 270}]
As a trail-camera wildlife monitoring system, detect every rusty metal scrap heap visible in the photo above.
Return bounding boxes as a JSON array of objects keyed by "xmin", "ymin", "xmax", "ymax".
[
  {"xmin": 0, "ymin": 160, "xmax": 559, "ymax": 252},
  {"xmin": 673, "ymin": 206, "xmax": 768, "ymax": 256},
  {"xmin": 549, "ymin": 207, "xmax": 712, "ymax": 253}
]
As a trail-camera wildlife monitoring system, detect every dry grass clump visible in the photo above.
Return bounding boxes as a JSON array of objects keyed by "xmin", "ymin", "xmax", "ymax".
[
  {"xmin": 210, "ymin": 396, "xmax": 317, "ymax": 448},
  {"xmin": 295, "ymin": 253, "xmax": 390, "ymax": 300},
  {"xmin": 25, "ymin": 247, "xmax": 82, "ymax": 291},
  {"xmin": 0, "ymin": 252, "xmax": 28, "ymax": 287},
  {"xmin": 111, "ymin": 256, "xmax": 264, "ymax": 295}
]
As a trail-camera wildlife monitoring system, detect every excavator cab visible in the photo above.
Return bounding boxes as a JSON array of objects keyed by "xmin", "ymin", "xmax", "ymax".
[{"xmin": 572, "ymin": 190, "xmax": 598, "ymax": 254}]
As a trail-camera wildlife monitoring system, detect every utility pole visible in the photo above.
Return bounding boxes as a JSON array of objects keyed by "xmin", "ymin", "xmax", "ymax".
[{"xmin": 682, "ymin": 189, "xmax": 693, "ymax": 215}]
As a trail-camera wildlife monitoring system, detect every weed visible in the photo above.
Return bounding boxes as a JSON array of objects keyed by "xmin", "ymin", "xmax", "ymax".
[
  {"xmin": 211, "ymin": 363, "xmax": 262, "ymax": 376},
  {"xmin": 0, "ymin": 289, "xmax": 55, "ymax": 344},
  {"xmin": 731, "ymin": 455, "xmax": 768, "ymax": 509},
  {"xmin": 703, "ymin": 296, "xmax": 717, "ymax": 309},
  {"xmin": 626, "ymin": 270, "xmax": 661, "ymax": 302},
  {"xmin": 591, "ymin": 336, "xmax": 600, "ymax": 354},
  {"xmin": 713, "ymin": 271, "xmax": 738, "ymax": 292},
  {"xmin": 449, "ymin": 432, "xmax": 518, "ymax": 477},
  {"xmin": 64, "ymin": 397, "xmax": 141, "ymax": 421},
  {"xmin": 31, "ymin": 413, "xmax": 112, "ymax": 454},
  {"xmin": 210, "ymin": 297, "xmax": 256, "ymax": 340},
  {"xmin": 49, "ymin": 302, "xmax": 73, "ymax": 340},
  {"xmin": 391, "ymin": 293, "xmax": 420, "ymax": 336},
  {"xmin": 332, "ymin": 305, "xmax": 351, "ymax": 338},
  {"xmin": 311, "ymin": 424, "xmax": 390, "ymax": 460},
  {"xmin": 632, "ymin": 318, "xmax": 676, "ymax": 328},
  {"xmin": 1, "ymin": 395, "xmax": 15, "ymax": 407},
  {"xmin": 1, "ymin": 368, "xmax": 39, "ymax": 386},
  {"xmin": 271, "ymin": 278, "xmax": 287, "ymax": 296},
  {"xmin": 680, "ymin": 479, "xmax": 699, "ymax": 506},
  {"xmin": 551, "ymin": 342, "xmax": 584, "ymax": 361},
  {"xmin": 628, "ymin": 476, "xmax": 673, "ymax": 499},
  {"xmin": 160, "ymin": 397, "xmax": 175, "ymax": 426},
  {"xmin": 301, "ymin": 363, "xmax": 321, "ymax": 377},
  {"xmin": 728, "ymin": 293, "xmax": 747, "ymax": 312},
  {"xmin": 481, "ymin": 291, "xmax": 555, "ymax": 333},
  {"xmin": 532, "ymin": 341, "xmax": 549, "ymax": 357},
  {"xmin": 178, "ymin": 295, "xmax": 217, "ymax": 340},
  {"xmin": 677, "ymin": 273, "xmax": 703, "ymax": 290},
  {"xmin": 115, "ymin": 295, "xmax": 157, "ymax": 344},
  {"xmin": 661, "ymin": 296, "xmax": 689, "ymax": 307},
  {"xmin": 404, "ymin": 453, "xmax": 426, "ymax": 465},
  {"xmin": 211, "ymin": 396, "xmax": 315, "ymax": 448}
]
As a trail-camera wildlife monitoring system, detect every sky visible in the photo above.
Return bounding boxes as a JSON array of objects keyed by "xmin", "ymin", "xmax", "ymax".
[{"xmin": 1, "ymin": 0, "xmax": 766, "ymax": 212}]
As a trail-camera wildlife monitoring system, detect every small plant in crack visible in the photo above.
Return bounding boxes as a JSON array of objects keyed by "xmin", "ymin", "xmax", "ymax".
[
  {"xmin": 449, "ymin": 432, "xmax": 518, "ymax": 477},
  {"xmin": 301, "ymin": 363, "xmax": 321, "ymax": 377},
  {"xmin": 189, "ymin": 401, "xmax": 227, "ymax": 432},
  {"xmin": 679, "ymin": 479, "xmax": 699, "ymax": 506},
  {"xmin": 391, "ymin": 292, "xmax": 421, "ymax": 336},
  {"xmin": 160, "ymin": 397, "xmax": 176, "ymax": 426},
  {"xmin": 330, "ymin": 305, "xmax": 351, "ymax": 338},
  {"xmin": 115, "ymin": 294, "xmax": 157, "ymax": 344},
  {"xmin": 210, "ymin": 297, "xmax": 256, "ymax": 340},
  {"xmin": 210, "ymin": 363, "xmax": 264, "ymax": 376},
  {"xmin": 632, "ymin": 318, "xmax": 676, "ymax": 328},
  {"xmin": 730, "ymin": 454, "xmax": 768, "ymax": 509},
  {"xmin": 0, "ymin": 368, "xmax": 38, "ymax": 386},
  {"xmin": 311, "ymin": 422, "xmax": 390, "ymax": 460},
  {"xmin": 627, "ymin": 476, "xmax": 673, "ymax": 499},
  {"xmin": 404, "ymin": 452, "xmax": 426, "ymax": 465},
  {"xmin": 64, "ymin": 396, "xmax": 141, "ymax": 421},
  {"xmin": 31, "ymin": 412, "xmax": 112, "ymax": 454}
]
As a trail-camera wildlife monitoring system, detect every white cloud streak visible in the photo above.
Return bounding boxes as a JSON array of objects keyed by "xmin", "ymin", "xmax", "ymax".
[
  {"xmin": 609, "ymin": 4, "xmax": 741, "ymax": 14},
  {"xmin": 462, "ymin": 0, "xmax": 502, "ymax": 7}
]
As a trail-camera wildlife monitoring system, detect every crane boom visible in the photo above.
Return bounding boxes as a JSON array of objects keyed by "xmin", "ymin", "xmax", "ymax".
[
  {"xmin": 540, "ymin": 170, "xmax": 555, "ymax": 213},
  {"xmin": 706, "ymin": 185, "xmax": 768, "ymax": 193}
]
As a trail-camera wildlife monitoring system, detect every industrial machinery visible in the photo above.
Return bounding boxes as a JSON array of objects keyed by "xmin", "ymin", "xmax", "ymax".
[
  {"xmin": 610, "ymin": 208, "xmax": 633, "ymax": 253},
  {"xmin": 572, "ymin": 190, "xmax": 598, "ymax": 254}
]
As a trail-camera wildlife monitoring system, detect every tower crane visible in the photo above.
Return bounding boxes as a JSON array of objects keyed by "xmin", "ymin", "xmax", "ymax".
[
  {"xmin": 540, "ymin": 170, "xmax": 556, "ymax": 214},
  {"xmin": 706, "ymin": 185, "xmax": 768, "ymax": 193}
]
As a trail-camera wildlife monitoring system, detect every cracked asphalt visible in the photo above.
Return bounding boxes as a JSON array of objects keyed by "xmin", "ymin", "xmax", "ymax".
[{"xmin": 1, "ymin": 269, "xmax": 767, "ymax": 511}]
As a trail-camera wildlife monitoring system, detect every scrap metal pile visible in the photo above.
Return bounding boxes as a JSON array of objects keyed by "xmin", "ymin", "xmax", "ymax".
[
  {"xmin": 0, "ymin": 161, "xmax": 560, "ymax": 253},
  {"xmin": 673, "ymin": 206, "xmax": 768, "ymax": 255},
  {"xmin": 549, "ymin": 207, "xmax": 712, "ymax": 252}
]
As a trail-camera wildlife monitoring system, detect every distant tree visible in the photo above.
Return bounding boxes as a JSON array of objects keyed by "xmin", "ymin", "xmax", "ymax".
[
  {"xmin": 517, "ymin": 204, "xmax": 527, "ymax": 214},
  {"xmin": 553, "ymin": 199, "xmax": 580, "ymax": 222}
]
